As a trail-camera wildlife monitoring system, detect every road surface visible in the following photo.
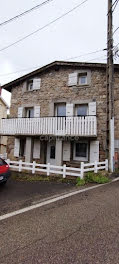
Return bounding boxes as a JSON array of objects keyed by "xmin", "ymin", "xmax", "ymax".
[{"xmin": 0, "ymin": 180, "xmax": 119, "ymax": 263}]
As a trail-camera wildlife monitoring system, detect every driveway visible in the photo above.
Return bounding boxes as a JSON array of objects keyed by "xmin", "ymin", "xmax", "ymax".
[{"xmin": 0, "ymin": 177, "xmax": 76, "ymax": 215}]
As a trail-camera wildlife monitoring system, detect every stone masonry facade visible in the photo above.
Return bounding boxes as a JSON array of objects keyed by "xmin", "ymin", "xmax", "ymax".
[{"xmin": 3, "ymin": 62, "xmax": 119, "ymax": 164}]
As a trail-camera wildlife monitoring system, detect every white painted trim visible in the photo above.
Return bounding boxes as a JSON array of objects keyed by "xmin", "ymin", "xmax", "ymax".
[{"xmin": 73, "ymin": 141, "xmax": 88, "ymax": 162}]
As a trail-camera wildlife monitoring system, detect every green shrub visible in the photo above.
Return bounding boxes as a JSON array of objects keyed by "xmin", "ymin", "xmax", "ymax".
[
  {"xmin": 76, "ymin": 177, "xmax": 85, "ymax": 186},
  {"xmin": 85, "ymin": 171, "xmax": 110, "ymax": 184}
]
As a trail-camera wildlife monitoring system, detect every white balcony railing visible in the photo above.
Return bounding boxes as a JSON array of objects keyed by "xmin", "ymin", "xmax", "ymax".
[{"xmin": 0, "ymin": 116, "xmax": 97, "ymax": 137}]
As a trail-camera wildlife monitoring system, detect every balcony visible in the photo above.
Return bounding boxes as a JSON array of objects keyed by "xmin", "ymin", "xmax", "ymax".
[{"xmin": 0, "ymin": 116, "xmax": 97, "ymax": 137}]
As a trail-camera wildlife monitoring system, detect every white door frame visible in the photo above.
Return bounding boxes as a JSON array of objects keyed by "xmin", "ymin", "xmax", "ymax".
[{"xmin": 47, "ymin": 142, "xmax": 56, "ymax": 165}]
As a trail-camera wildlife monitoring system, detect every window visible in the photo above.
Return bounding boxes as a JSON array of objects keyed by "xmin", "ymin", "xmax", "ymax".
[
  {"xmin": 19, "ymin": 138, "xmax": 26, "ymax": 157},
  {"xmin": 76, "ymin": 105, "xmax": 88, "ymax": 116},
  {"xmin": 27, "ymin": 80, "xmax": 33, "ymax": 91},
  {"xmin": 26, "ymin": 108, "xmax": 34, "ymax": 118},
  {"xmin": 55, "ymin": 103, "xmax": 66, "ymax": 117},
  {"xmin": 73, "ymin": 142, "xmax": 88, "ymax": 161},
  {"xmin": 78, "ymin": 73, "xmax": 87, "ymax": 85},
  {"xmin": 50, "ymin": 145, "xmax": 55, "ymax": 159}
]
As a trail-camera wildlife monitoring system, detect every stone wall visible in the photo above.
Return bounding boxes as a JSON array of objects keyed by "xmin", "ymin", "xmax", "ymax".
[{"xmin": 7, "ymin": 65, "xmax": 119, "ymax": 162}]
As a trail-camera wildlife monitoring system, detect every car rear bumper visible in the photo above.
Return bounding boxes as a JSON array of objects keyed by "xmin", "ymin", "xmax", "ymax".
[{"xmin": 0, "ymin": 170, "xmax": 11, "ymax": 183}]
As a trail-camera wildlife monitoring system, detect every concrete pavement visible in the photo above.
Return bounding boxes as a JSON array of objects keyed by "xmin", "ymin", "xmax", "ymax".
[{"xmin": 0, "ymin": 180, "xmax": 119, "ymax": 263}]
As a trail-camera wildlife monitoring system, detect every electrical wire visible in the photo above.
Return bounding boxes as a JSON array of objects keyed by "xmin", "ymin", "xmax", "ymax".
[
  {"xmin": 113, "ymin": 26, "xmax": 119, "ymax": 35},
  {"xmin": 0, "ymin": 48, "xmax": 106, "ymax": 77},
  {"xmin": 112, "ymin": 0, "xmax": 119, "ymax": 11},
  {"xmin": 0, "ymin": 0, "xmax": 88, "ymax": 52},
  {"xmin": 66, "ymin": 48, "xmax": 106, "ymax": 60},
  {"xmin": 0, "ymin": 0, "xmax": 54, "ymax": 27},
  {"xmin": 86, "ymin": 55, "xmax": 107, "ymax": 63}
]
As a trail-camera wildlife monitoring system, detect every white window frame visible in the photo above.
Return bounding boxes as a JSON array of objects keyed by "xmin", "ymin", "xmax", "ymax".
[
  {"xmin": 73, "ymin": 141, "xmax": 88, "ymax": 161},
  {"xmin": 75, "ymin": 104, "xmax": 88, "ymax": 116},
  {"xmin": 26, "ymin": 107, "xmax": 34, "ymax": 118},
  {"xmin": 27, "ymin": 80, "xmax": 33, "ymax": 91},
  {"xmin": 78, "ymin": 73, "xmax": 87, "ymax": 86},
  {"xmin": 55, "ymin": 103, "xmax": 66, "ymax": 117}
]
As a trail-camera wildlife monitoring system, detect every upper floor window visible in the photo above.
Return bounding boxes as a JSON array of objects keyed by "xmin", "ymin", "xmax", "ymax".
[
  {"xmin": 78, "ymin": 73, "xmax": 87, "ymax": 85},
  {"xmin": 26, "ymin": 108, "xmax": 34, "ymax": 118},
  {"xmin": 27, "ymin": 80, "xmax": 33, "ymax": 91},
  {"xmin": 55, "ymin": 103, "xmax": 66, "ymax": 117},
  {"xmin": 68, "ymin": 70, "xmax": 91, "ymax": 87},
  {"xmin": 76, "ymin": 104, "xmax": 88, "ymax": 116},
  {"xmin": 27, "ymin": 78, "xmax": 41, "ymax": 91}
]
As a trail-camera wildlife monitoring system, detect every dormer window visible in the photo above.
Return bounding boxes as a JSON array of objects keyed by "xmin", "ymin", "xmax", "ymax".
[{"xmin": 27, "ymin": 80, "xmax": 33, "ymax": 91}]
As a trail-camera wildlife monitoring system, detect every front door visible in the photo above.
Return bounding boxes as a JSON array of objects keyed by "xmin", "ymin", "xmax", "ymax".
[{"xmin": 47, "ymin": 142, "xmax": 56, "ymax": 165}]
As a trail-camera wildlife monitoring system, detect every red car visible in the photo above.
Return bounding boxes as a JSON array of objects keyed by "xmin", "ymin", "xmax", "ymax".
[{"xmin": 0, "ymin": 158, "xmax": 10, "ymax": 185}]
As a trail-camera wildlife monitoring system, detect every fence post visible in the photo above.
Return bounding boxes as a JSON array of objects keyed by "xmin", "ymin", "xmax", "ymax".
[
  {"xmin": 94, "ymin": 161, "xmax": 98, "ymax": 173},
  {"xmin": 105, "ymin": 159, "xmax": 108, "ymax": 171},
  {"xmin": 63, "ymin": 164, "xmax": 66, "ymax": 179},
  {"xmin": 19, "ymin": 160, "xmax": 22, "ymax": 172},
  {"xmin": 81, "ymin": 162, "xmax": 84, "ymax": 179},
  {"xmin": 32, "ymin": 161, "xmax": 36, "ymax": 174},
  {"xmin": 47, "ymin": 163, "xmax": 50, "ymax": 176}
]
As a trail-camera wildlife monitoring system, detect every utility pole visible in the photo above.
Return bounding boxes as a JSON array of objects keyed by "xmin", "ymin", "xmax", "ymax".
[{"xmin": 107, "ymin": 0, "xmax": 114, "ymax": 172}]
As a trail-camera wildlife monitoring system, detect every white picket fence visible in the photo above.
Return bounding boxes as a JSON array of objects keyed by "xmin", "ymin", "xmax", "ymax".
[{"xmin": 6, "ymin": 159, "xmax": 108, "ymax": 179}]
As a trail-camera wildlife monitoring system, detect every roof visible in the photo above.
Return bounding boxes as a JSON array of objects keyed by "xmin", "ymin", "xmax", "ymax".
[
  {"xmin": 0, "ymin": 96, "xmax": 9, "ymax": 109},
  {"xmin": 2, "ymin": 60, "xmax": 119, "ymax": 92}
]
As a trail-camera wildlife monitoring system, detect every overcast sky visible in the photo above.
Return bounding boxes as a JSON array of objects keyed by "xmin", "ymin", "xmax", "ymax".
[{"xmin": 0, "ymin": 0, "xmax": 119, "ymax": 106}]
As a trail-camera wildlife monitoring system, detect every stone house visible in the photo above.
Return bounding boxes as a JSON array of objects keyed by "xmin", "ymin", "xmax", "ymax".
[
  {"xmin": 0, "ymin": 95, "xmax": 9, "ymax": 155},
  {"xmin": 0, "ymin": 61, "xmax": 119, "ymax": 167}
]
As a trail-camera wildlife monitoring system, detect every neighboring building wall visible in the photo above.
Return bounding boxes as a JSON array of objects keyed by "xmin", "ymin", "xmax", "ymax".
[{"xmin": 0, "ymin": 98, "xmax": 8, "ymax": 154}]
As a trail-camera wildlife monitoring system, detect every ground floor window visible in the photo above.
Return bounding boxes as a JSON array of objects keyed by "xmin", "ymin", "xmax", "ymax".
[
  {"xmin": 19, "ymin": 138, "xmax": 26, "ymax": 157},
  {"xmin": 73, "ymin": 141, "xmax": 88, "ymax": 161},
  {"xmin": 50, "ymin": 145, "xmax": 55, "ymax": 159}
]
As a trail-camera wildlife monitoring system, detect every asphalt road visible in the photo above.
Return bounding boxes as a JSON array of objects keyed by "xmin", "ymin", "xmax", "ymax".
[
  {"xmin": 0, "ymin": 178, "xmax": 76, "ymax": 215},
  {"xmin": 0, "ymin": 180, "xmax": 119, "ymax": 264}
]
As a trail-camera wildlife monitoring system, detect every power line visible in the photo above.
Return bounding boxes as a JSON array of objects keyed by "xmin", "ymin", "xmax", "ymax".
[
  {"xmin": 112, "ymin": 0, "xmax": 118, "ymax": 7},
  {"xmin": 112, "ymin": 0, "xmax": 119, "ymax": 11},
  {"xmin": 0, "ymin": 0, "xmax": 88, "ymax": 52},
  {"xmin": 66, "ymin": 48, "xmax": 106, "ymax": 60},
  {"xmin": 107, "ymin": 0, "xmax": 119, "ymax": 14},
  {"xmin": 0, "ymin": 48, "xmax": 106, "ymax": 77},
  {"xmin": 86, "ymin": 55, "xmax": 107, "ymax": 62},
  {"xmin": 0, "ymin": 0, "xmax": 54, "ymax": 27},
  {"xmin": 113, "ymin": 26, "xmax": 119, "ymax": 35}
]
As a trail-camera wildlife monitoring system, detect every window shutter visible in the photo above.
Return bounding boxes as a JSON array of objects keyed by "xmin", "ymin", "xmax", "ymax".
[
  {"xmin": 68, "ymin": 72, "xmax": 78, "ymax": 86},
  {"xmin": 63, "ymin": 142, "xmax": 70, "ymax": 161},
  {"xmin": 33, "ymin": 139, "xmax": 40, "ymax": 159},
  {"xmin": 18, "ymin": 107, "xmax": 23, "ymax": 118},
  {"xmin": 66, "ymin": 104, "xmax": 74, "ymax": 116},
  {"xmin": 22, "ymin": 81, "xmax": 27, "ymax": 93},
  {"xmin": 33, "ymin": 78, "xmax": 41, "ymax": 90},
  {"xmin": 90, "ymin": 141, "xmax": 99, "ymax": 163},
  {"xmin": 14, "ymin": 138, "xmax": 20, "ymax": 157},
  {"xmin": 88, "ymin": 102, "xmax": 96, "ymax": 116},
  {"xmin": 34, "ymin": 106, "xmax": 40, "ymax": 117}
]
